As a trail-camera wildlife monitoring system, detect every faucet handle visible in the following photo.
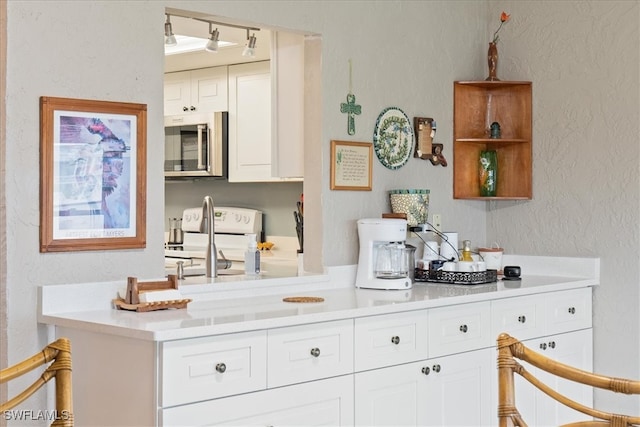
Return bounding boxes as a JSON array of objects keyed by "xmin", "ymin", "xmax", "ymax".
[{"xmin": 218, "ymin": 249, "xmax": 227, "ymax": 260}]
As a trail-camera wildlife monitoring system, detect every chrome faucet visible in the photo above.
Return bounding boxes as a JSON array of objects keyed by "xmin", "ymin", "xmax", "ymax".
[{"xmin": 201, "ymin": 195, "xmax": 218, "ymax": 278}]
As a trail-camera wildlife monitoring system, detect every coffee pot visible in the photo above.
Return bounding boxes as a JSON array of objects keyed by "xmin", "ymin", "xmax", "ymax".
[
  {"xmin": 168, "ymin": 218, "xmax": 183, "ymax": 245},
  {"xmin": 356, "ymin": 218, "xmax": 412, "ymax": 290}
]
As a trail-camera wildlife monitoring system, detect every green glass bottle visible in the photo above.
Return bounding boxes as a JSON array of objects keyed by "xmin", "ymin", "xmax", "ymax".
[{"xmin": 479, "ymin": 150, "xmax": 498, "ymax": 197}]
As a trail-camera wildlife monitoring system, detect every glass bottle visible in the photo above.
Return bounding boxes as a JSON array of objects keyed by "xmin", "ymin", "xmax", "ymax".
[{"xmin": 479, "ymin": 150, "xmax": 498, "ymax": 197}]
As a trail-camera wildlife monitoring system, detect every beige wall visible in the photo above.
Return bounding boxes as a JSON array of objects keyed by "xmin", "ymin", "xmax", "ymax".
[
  {"xmin": 487, "ymin": 0, "xmax": 640, "ymax": 411},
  {"xmin": 2, "ymin": 0, "xmax": 639, "ymax": 418}
]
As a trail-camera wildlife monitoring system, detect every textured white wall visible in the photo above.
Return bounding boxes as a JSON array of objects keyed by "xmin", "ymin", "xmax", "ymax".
[
  {"xmin": 4, "ymin": 0, "xmax": 639, "ymax": 419},
  {"xmin": 487, "ymin": 0, "xmax": 640, "ymax": 413}
]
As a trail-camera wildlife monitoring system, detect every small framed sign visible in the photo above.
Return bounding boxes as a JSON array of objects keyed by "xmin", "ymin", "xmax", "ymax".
[
  {"xmin": 39, "ymin": 96, "xmax": 147, "ymax": 252},
  {"xmin": 330, "ymin": 140, "xmax": 372, "ymax": 191}
]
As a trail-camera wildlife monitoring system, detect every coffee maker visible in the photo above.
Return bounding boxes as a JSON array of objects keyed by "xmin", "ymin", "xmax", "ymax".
[{"xmin": 356, "ymin": 218, "xmax": 412, "ymax": 290}]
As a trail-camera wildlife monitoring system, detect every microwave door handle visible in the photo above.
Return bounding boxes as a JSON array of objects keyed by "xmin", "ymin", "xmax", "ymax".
[{"xmin": 197, "ymin": 124, "xmax": 206, "ymax": 170}]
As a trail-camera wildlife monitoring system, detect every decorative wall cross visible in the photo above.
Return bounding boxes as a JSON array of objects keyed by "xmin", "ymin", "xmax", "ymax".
[{"xmin": 340, "ymin": 60, "xmax": 361, "ymax": 135}]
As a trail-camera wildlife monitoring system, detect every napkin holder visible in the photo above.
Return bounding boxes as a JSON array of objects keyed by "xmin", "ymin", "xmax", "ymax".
[{"xmin": 113, "ymin": 275, "xmax": 191, "ymax": 312}]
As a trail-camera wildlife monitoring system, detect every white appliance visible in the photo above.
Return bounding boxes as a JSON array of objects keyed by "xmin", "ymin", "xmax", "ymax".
[
  {"xmin": 165, "ymin": 206, "xmax": 262, "ymax": 276},
  {"xmin": 355, "ymin": 218, "xmax": 412, "ymax": 290},
  {"xmin": 164, "ymin": 112, "xmax": 228, "ymax": 178}
]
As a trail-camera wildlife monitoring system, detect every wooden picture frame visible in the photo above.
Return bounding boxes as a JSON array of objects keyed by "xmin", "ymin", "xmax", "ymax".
[
  {"xmin": 330, "ymin": 140, "xmax": 372, "ymax": 191},
  {"xmin": 39, "ymin": 96, "xmax": 147, "ymax": 252}
]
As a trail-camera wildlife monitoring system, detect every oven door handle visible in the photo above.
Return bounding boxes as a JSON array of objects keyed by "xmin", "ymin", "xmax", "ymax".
[{"xmin": 197, "ymin": 124, "xmax": 206, "ymax": 170}]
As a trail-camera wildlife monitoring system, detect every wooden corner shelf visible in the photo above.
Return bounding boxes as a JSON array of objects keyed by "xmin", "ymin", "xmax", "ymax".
[{"xmin": 453, "ymin": 81, "xmax": 532, "ymax": 200}]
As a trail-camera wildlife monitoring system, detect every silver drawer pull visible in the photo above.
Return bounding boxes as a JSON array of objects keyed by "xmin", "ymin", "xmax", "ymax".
[
  {"xmin": 310, "ymin": 347, "xmax": 321, "ymax": 357},
  {"xmin": 539, "ymin": 343, "xmax": 547, "ymax": 350},
  {"xmin": 215, "ymin": 363, "xmax": 227, "ymax": 373},
  {"xmin": 518, "ymin": 315, "xmax": 526, "ymax": 323},
  {"xmin": 432, "ymin": 364, "xmax": 441, "ymax": 373},
  {"xmin": 568, "ymin": 307, "xmax": 576, "ymax": 314},
  {"xmin": 459, "ymin": 324, "xmax": 468, "ymax": 333},
  {"xmin": 391, "ymin": 336, "xmax": 400, "ymax": 345},
  {"xmin": 421, "ymin": 366, "xmax": 430, "ymax": 375}
]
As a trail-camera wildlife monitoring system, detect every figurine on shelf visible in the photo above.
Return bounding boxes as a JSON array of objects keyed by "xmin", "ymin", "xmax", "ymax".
[{"xmin": 490, "ymin": 122, "xmax": 501, "ymax": 139}]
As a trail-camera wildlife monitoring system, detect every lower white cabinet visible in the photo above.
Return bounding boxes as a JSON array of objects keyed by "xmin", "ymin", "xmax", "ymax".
[
  {"xmin": 161, "ymin": 374, "xmax": 354, "ymax": 426},
  {"xmin": 489, "ymin": 329, "xmax": 593, "ymax": 427},
  {"xmin": 355, "ymin": 348, "xmax": 492, "ymax": 426},
  {"xmin": 54, "ymin": 285, "xmax": 593, "ymax": 426}
]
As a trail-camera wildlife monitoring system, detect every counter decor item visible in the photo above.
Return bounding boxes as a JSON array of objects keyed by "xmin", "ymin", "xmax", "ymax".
[
  {"xmin": 330, "ymin": 140, "xmax": 372, "ymax": 191},
  {"xmin": 389, "ymin": 189, "xmax": 430, "ymax": 227},
  {"xmin": 487, "ymin": 42, "xmax": 499, "ymax": 81},
  {"xmin": 479, "ymin": 150, "xmax": 498, "ymax": 196},
  {"xmin": 39, "ymin": 96, "xmax": 147, "ymax": 252},
  {"xmin": 414, "ymin": 268, "xmax": 498, "ymax": 285},
  {"xmin": 373, "ymin": 107, "xmax": 414, "ymax": 170},
  {"xmin": 486, "ymin": 11, "xmax": 510, "ymax": 81},
  {"xmin": 113, "ymin": 275, "xmax": 191, "ymax": 312}
]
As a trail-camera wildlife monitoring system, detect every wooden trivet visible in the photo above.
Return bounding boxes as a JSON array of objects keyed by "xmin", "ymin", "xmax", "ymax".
[{"xmin": 282, "ymin": 296, "xmax": 325, "ymax": 303}]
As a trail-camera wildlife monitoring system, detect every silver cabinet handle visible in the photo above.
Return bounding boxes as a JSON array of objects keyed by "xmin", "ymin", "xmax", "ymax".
[
  {"xmin": 421, "ymin": 366, "xmax": 430, "ymax": 375},
  {"xmin": 548, "ymin": 341, "xmax": 556, "ymax": 349},
  {"xmin": 459, "ymin": 324, "xmax": 468, "ymax": 333},
  {"xmin": 568, "ymin": 307, "xmax": 576, "ymax": 314},
  {"xmin": 539, "ymin": 343, "xmax": 547, "ymax": 350},
  {"xmin": 215, "ymin": 363, "xmax": 227, "ymax": 373},
  {"xmin": 391, "ymin": 336, "xmax": 400, "ymax": 345},
  {"xmin": 518, "ymin": 315, "xmax": 526, "ymax": 323},
  {"xmin": 432, "ymin": 364, "xmax": 441, "ymax": 373},
  {"xmin": 310, "ymin": 347, "xmax": 321, "ymax": 357}
]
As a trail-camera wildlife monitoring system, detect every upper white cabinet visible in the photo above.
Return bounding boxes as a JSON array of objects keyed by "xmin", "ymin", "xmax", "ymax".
[
  {"xmin": 164, "ymin": 67, "xmax": 228, "ymax": 116},
  {"xmin": 227, "ymin": 31, "xmax": 305, "ymax": 183},
  {"xmin": 227, "ymin": 61, "xmax": 275, "ymax": 182}
]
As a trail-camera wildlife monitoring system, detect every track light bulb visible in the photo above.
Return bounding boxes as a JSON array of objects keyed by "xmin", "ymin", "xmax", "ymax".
[
  {"xmin": 242, "ymin": 33, "xmax": 257, "ymax": 57},
  {"xmin": 164, "ymin": 15, "xmax": 177, "ymax": 46},
  {"xmin": 205, "ymin": 27, "xmax": 219, "ymax": 53}
]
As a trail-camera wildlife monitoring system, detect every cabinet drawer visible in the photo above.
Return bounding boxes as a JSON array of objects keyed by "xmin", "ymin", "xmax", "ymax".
[
  {"xmin": 267, "ymin": 319, "xmax": 353, "ymax": 388},
  {"xmin": 491, "ymin": 294, "xmax": 546, "ymax": 341},
  {"xmin": 161, "ymin": 375, "xmax": 354, "ymax": 427},
  {"xmin": 545, "ymin": 287, "xmax": 592, "ymax": 335},
  {"xmin": 355, "ymin": 310, "xmax": 428, "ymax": 371},
  {"xmin": 428, "ymin": 301, "xmax": 491, "ymax": 357},
  {"xmin": 161, "ymin": 331, "xmax": 267, "ymax": 407}
]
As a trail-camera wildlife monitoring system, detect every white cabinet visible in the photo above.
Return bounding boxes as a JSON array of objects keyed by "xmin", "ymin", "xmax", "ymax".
[
  {"xmin": 53, "ymin": 284, "xmax": 593, "ymax": 427},
  {"xmin": 161, "ymin": 330, "xmax": 267, "ymax": 407},
  {"xmin": 355, "ymin": 347, "xmax": 492, "ymax": 427},
  {"xmin": 227, "ymin": 61, "xmax": 277, "ymax": 182},
  {"xmin": 428, "ymin": 301, "xmax": 492, "ymax": 357},
  {"xmin": 489, "ymin": 287, "xmax": 593, "ymax": 426},
  {"xmin": 423, "ymin": 348, "xmax": 493, "ymax": 427},
  {"xmin": 164, "ymin": 67, "xmax": 228, "ymax": 116},
  {"xmin": 354, "ymin": 310, "xmax": 428, "ymax": 371},
  {"xmin": 267, "ymin": 319, "xmax": 353, "ymax": 388},
  {"xmin": 491, "ymin": 330, "xmax": 593, "ymax": 427},
  {"xmin": 162, "ymin": 375, "xmax": 354, "ymax": 426},
  {"xmin": 228, "ymin": 61, "xmax": 303, "ymax": 182}
]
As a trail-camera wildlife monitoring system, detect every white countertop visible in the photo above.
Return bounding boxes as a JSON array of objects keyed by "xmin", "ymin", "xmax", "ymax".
[{"xmin": 38, "ymin": 255, "xmax": 599, "ymax": 342}]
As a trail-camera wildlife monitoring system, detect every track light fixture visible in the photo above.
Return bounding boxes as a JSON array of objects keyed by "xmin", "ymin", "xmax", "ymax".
[
  {"xmin": 205, "ymin": 24, "xmax": 219, "ymax": 53},
  {"xmin": 242, "ymin": 30, "xmax": 257, "ymax": 58},
  {"xmin": 164, "ymin": 14, "xmax": 177, "ymax": 46},
  {"xmin": 164, "ymin": 12, "xmax": 260, "ymax": 55}
]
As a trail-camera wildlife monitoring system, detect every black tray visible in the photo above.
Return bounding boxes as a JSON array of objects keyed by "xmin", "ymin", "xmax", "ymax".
[{"xmin": 415, "ymin": 269, "xmax": 498, "ymax": 285}]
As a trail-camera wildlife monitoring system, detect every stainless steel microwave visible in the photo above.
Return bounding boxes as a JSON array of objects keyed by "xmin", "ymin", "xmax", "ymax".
[{"xmin": 164, "ymin": 112, "xmax": 227, "ymax": 178}]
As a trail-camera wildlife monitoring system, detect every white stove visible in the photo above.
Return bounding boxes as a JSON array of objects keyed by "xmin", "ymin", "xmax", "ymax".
[{"xmin": 165, "ymin": 206, "xmax": 262, "ymax": 276}]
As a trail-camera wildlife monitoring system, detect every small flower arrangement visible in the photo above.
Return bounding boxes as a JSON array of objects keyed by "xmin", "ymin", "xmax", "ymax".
[{"xmin": 492, "ymin": 11, "xmax": 511, "ymax": 44}]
